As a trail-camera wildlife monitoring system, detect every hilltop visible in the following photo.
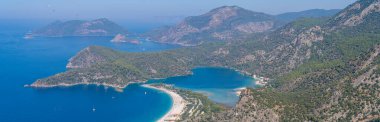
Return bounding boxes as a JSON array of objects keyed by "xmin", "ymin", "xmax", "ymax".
[
  {"xmin": 32, "ymin": 0, "xmax": 380, "ymax": 121},
  {"xmin": 31, "ymin": 18, "xmax": 127, "ymax": 37},
  {"xmin": 146, "ymin": 6, "xmax": 340, "ymax": 46},
  {"xmin": 145, "ymin": 6, "xmax": 278, "ymax": 46}
]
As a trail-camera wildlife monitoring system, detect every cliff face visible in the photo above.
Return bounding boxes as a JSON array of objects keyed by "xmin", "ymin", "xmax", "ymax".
[
  {"xmin": 328, "ymin": 0, "xmax": 380, "ymax": 29},
  {"xmin": 32, "ymin": 18, "xmax": 127, "ymax": 37}
]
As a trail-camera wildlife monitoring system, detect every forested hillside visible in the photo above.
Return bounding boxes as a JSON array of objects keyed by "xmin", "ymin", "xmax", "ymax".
[{"xmin": 32, "ymin": 0, "xmax": 380, "ymax": 121}]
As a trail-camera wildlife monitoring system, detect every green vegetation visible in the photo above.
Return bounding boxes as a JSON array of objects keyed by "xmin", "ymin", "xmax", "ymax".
[
  {"xmin": 33, "ymin": 18, "xmax": 126, "ymax": 37},
  {"xmin": 34, "ymin": 0, "xmax": 380, "ymax": 121},
  {"xmin": 370, "ymin": 118, "xmax": 380, "ymax": 122},
  {"xmin": 291, "ymin": 17, "xmax": 329, "ymax": 29},
  {"xmin": 151, "ymin": 84, "xmax": 225, "ymax": 121},
  {"xmin": 331, "ymin": 32, "xmax": 380, "ymax": 60},
  {"xmin": 178, "ymin": 89, "xmax": 225, "ymax": 114},
  {"xmin": 275, "ymin": 60, "xmax": 344, "ymax": 87}
]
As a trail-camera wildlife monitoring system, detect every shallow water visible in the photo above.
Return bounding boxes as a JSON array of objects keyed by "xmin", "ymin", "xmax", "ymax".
[{"xmin": 148, "ymin": 67, "xmax": 256, "ymax": 106}]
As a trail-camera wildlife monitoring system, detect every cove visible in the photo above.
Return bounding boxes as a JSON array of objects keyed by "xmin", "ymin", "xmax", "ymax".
[
  {"xmin": 148, "ymin": 67, "xmax": 256, "ymax": 106},
  {"xmin": 0, "ymin": 27, "xmax": 255, "ymax": 121},
  {"xmin": 0, "ymin": 29, "xmax": 178, "ymax": 122}
]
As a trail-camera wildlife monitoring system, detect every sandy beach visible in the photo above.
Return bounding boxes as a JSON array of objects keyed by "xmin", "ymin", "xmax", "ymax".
[{"xmin": 142, "ymin": 84, "xmax": 188, "ymax": 122}]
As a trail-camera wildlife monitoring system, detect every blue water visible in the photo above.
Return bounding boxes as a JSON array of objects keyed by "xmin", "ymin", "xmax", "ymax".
[
  {"xmin": 148, "ymin": 67, "xmax": 256, "ymax": 106},
  {"xmin": 0, "ymin": 27, "xmax": 255, "ymax": 121},
  {"xmin": 0, "ymin": 30, "xmax": 177, "ymax": 122}
]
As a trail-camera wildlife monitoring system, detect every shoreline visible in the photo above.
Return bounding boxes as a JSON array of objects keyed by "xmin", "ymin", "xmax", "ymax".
[
  {"xmin": 28, "ymin": 82, "xmax": 189, "ymax": 121},
  {"xmin": 26, "ymin": 82, "xmax": 137, "ymax": 92},
  {"xmin": 142, "ymin": 84, "xmax": 188, "ymax": 122}
]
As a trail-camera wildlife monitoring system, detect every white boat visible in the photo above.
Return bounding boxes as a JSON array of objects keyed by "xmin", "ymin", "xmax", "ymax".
[{"xmin": 23, "ymin": 32, "xmax": 34, "ymax": 39}]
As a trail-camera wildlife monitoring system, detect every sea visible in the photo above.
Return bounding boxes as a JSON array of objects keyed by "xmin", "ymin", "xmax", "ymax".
[{"xmin": 0, "ymin": 23, "xmax": 255, "ymax": 122}]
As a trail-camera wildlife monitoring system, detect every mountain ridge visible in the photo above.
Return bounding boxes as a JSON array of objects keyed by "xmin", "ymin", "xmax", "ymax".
[
  {"xmin": 31, "ymin": 0, "xmax": 380, "ymax": 121},
  {"xmin": 31, "ymin": 18, "xmax": 127, "ymax": 37},
  {"xmin": 146, "ymin": 6, "xmax": 342, "ymax": 46},
  {"xmin": 276, "ymin": 9, "xmax": 341, "ymax": 24},
  {"xmin": 146, "ymin": 6, "xmax": 278, "ymax": 46}
]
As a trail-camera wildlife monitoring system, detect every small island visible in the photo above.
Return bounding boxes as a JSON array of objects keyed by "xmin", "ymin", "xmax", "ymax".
[{"xmin": 110, "ymin": 34, "xmax": 140, "ymax": 44}]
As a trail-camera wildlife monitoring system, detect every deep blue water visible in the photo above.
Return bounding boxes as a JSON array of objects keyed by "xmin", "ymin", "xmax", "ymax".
[
  {"xmin": 148, "ymin": 67, "xmax": 256, "ymax": 106},
  {"xmin": 0, "ymin": 27, "xmax": 255, "ymax": 121},
  {"xmin": 0, "ymin": 30, "xmax": 176, "ymax": 122}
]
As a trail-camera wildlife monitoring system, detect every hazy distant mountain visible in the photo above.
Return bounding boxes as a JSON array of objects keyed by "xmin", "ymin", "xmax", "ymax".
[
  {"xmin": 32, "ymin": 18, "xmax": 127, "ymax": 37},
  {"xmin": 146, "ymin": 6, "xmax": 279, "ymax": 46},
  {"xmin": 276, "ymin": 9, "xmax": 341, "ymax": 23}
]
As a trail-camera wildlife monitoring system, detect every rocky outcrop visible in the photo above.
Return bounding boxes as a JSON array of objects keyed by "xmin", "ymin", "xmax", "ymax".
[
  {"xmin": 110, "ymin": 34, "xmax": 140, "ymax": 44},
  {"xmin": 234, "ymin": 21, "xmax": 275, "ymax": 33},
  {"xmin": 207, "ymin": 6, "xmax": 238, "ymax": 28},
  {"xmin": 189, "ymin": 89, "xmax": 280, "ymax": 122},
  {"xmin": 353, "ymin": 45, "xmax": 380, "ymax": 86},
  {"xmin": 110, "ymin": 34, "xmax": 127, "ymax": 42},
  {"xmin": 292, "ymin": 26, "xmax": 324, "ymax": 47},
  {"xmin": 153, "ymin": 21, "xmax": 200, "ymax": 45},
  {"xmin": 343, "ymin": 1, "xmax": 380, "ymax": 26},
  {"xmin": 330, "ymin": 0, "xmax": 380, "ymax": 29},
  {"xmin": 212, "ymin": 48, "xmax": 229, "ymax": 56},
  {"xmin": 216, "ymin": 89, "xmax": 280, "ymax": 122},
  {"xmin": 316, "ymin": 45, "xmax": 380, "ymax": 121}
]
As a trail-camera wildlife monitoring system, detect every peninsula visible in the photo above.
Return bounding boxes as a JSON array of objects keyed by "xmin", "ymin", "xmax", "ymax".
[
  {"xmin": 31, "ymin": 1, "xmax": 380, "ymax": 121},
  {"xmin": 30, "ymin": 18, "xmax": 127, "ymax": 37}
]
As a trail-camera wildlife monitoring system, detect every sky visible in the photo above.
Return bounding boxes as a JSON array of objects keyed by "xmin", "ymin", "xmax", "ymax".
[{"xmin": 0, "ymin": 0, "xmax": 357, "ymax": 31}]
